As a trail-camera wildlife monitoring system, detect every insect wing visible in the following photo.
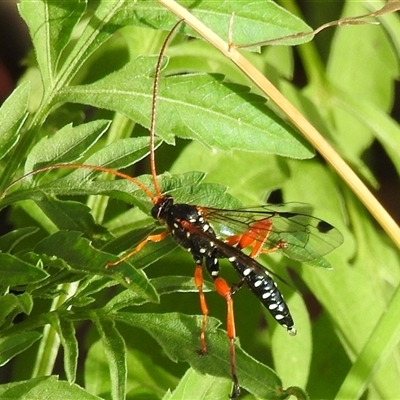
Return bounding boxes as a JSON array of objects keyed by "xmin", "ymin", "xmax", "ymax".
[
  {"xmin": 201, "ymin": 204, "xmax": 343, "ymax": 266},
  {"xmin": 269, "ymin": 212, "xmax": 343, "ymax": 266}
]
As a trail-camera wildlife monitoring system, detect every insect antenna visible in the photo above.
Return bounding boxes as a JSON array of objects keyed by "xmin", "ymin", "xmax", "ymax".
[
  {"xmin": 149, "ymin": 19, "xmax": 184, "ymax": 201},
  {"xmin": 0, "ymin": 163, "xmax": 156, "ymax": 201}
]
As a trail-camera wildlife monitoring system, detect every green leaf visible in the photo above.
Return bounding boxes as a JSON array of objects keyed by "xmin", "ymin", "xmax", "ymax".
[
  {"xmin": 71, "ymin": 136, "xmax": 155, "ymax": 177},
  {"xmin": 307, "ymin": 314, "xmax": 351, "ymax": 399},
  {"xmin": 0, "ymin": 332, "xmax": 42, "ymax": 366},
  {"xmin": 65, "ymin": 275, "xmax": 117, "ymax": 309},
  {"xmin": 0, "ymin": 82, "xmax": 30, "ymax": 160},
  {"xmin": 157, "ymin": 172, "xmax": 242, "ymax": 209},
  {"xmin": 0, "ymin": 254, "xmax": 49, "ymax": 287},
  {"xmin": 0, "ymin": 227, "xmax": 39, "ymax": 253},
  {"xmin": 327, "ymin": 2, "xmax": 398, "ymax": 111},
  {"xmin": 0, "ymin": 293, "xmax": 33, "ymax": 328},
  {"xmin": 336, "ymin": 283, "xmax": 400, "ymax": 399},
  {"xmin": 324, "ymin": 2, "xmax": 399, "ymax": 175},
  {"xmin": 57, "ymin": 318, "xmax": 78, "ymax": 384},
  {"xmin": 271, "ymin": 290, "xmax": 312, "ymax": 389},
  {"xmin": 18, "ymin": 0, "xmax": 86, "ymax": 89},
  {"xmin": 60, "ymin": 59, "xmax": 313, "ymax": 158},
  {"xmin": 184, "ymin": 0, "xmax": 313, "ymax": 47},
  {"xmin": 85, "ymin": 340, "xmax": 178, "ymax": 399},
  {"xmin": 116, "ymin": 0, "xmax": 312, "ymax": 47},
  {"xmin": 36, "ymin": 136, "xmax": 155, "ymax": 199},
  {"xmin": 152, "ymin": 275, "xmax": 214, "ymax": 295},
  {"xmin": 52, "ymin": 0, "xmax": 129, "ymax": 93},
  {"xmin": 330, "ymin": 84, "xmax": 400, "ymax": 178},
  {"xmin": 0, "ymin": 136, "xmax": 154, "ymax": 209},
  {"xmin": 104, "ymin": 276, "xmax": 213, "ymax": 312},
  {"xmin": 93, "ymin": 315, "xmax": 127, "ymax": 400},
  {"xmin": 100, "ymin": 224, "xmax": 177, "ymax": 268},
  {"xmin": 5, "ymin": 170, "xmax": 240, "ymax": 224},
  {"xmin": 103, "ymin": 288, "xmax": 148, "ymax": 313},
  {"xmin": 25, "ymin": 120, "xmax": 111, "ymax": 172},
  {"xmin": 0, "ymin": 376, "xmax": 100, "ymax": 399},
  {"xmin": 34, "ymin": 231, "xmax": 158, "ymax": 304},
  {"xmin": 115, "ymin": 312, "xmax": 283, "ymax": 400},
  {"xmin": 337, "ymin": 196, "xmax": 400, "ymax": 398},
  {"xmin": 171, "ymin": 141, "xmax": 290, "ymax": 204},
  {"xmin": 167, "ymin": 367, "xmax": 232, "ymax": 400},
  {"xmin": 34, "ymin": 194, "xmax": 107, "ymax": 237}
]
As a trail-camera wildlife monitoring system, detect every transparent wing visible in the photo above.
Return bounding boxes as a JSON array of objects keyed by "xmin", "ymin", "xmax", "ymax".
[{"xmin": 200, "ymin": 203, "xmax": 343, "ymax": 266}]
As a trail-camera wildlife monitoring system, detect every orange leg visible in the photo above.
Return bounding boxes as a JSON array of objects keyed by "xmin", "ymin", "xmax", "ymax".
[
  {"xmin": 106, "ymin": 230, "xmax": 169, "ymax": 268},
  {"xmin": 214, "ymin": 277, "xmax": 240, "ymax": 398},
  {"xmin": 224, "ymin": 218, "xmax": 286, "ymax": 259},
  {"xmin": 194, "ymin": 265, "xmax": 209, "ymax": 355}
]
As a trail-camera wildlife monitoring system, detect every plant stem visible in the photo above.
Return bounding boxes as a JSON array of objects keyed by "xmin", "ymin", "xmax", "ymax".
[{"xmin": 31, "ymin": 281, "xmax": 79, "ymax": 378}]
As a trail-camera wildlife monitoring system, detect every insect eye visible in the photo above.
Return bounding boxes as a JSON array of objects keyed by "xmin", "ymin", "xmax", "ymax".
[
  {"xmin": 151, "ymin": 205, "xmax": 160, "ymax": 219},
  {"xmin": 152, "ymin": 197, "xmax": 174, "ymax": 219}
]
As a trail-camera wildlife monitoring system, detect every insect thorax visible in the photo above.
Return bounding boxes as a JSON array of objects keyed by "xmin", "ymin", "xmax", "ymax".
[{"xmin": 152, "ymin": 197, "xmax": 217, "ymax": 260}]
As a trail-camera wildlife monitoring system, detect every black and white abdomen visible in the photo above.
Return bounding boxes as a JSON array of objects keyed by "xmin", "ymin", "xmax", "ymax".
[{"xmin": 228, "ymin": 254, "xmax": 296, "ymax": 335}]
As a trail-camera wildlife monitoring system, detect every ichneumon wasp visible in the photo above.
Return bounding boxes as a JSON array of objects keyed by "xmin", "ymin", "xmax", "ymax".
[{"xmin": 2, "ymin": 19, "xmax": 343, "ymax": 398}]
